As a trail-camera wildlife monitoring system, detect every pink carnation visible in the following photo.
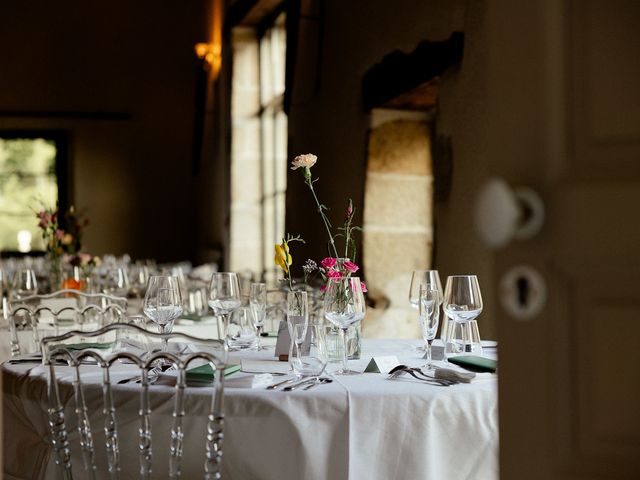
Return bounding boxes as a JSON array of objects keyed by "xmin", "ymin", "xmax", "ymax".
[
  {"xmin": 360, "ymin": 282, "xmax": 368, "ymax": 293},
  {"xmin": 326, "ymin": 268, "xmax": 341, "ymax": 280},
  {"xmin": 320, "ymin": 285, "xmax": 327, "ymax": 293},
  {"xmin": 37, "ymin": 211, "xmax": 51, "ymax": 229},
  {"xmin": 320, "ymin": 257, "xmax": 337, "ymax": 269},
  {"xmin": 55, "ymin": 229, "xmax": 64, "ymax": 240},
  {"xmin": 343, "ymin": 260, "xmax": 359, "ymax": 273}
]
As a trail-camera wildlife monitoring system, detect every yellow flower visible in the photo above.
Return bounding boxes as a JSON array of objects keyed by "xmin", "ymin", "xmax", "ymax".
[{"xmin": 274, "ymin": 242, "xmax": 292, "ymax": 273}]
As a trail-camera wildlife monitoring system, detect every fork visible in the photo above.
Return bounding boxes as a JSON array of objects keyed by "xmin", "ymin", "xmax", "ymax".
[{"xmin": 388, "ymin": 366, "xmax": 453, "ymax": 386}]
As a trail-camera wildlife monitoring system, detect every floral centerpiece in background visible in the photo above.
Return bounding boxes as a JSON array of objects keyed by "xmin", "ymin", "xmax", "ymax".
[
  {"xmin": 35, "ymin": 204, "xmax": 100, "ymax": 290},
  {"xmin": 291, "ymin": 153, "xmax": 367, "ymax": 359},
  {"xmin": 291, "ymin": 153, "xmax": 367, "ymax": 293}
]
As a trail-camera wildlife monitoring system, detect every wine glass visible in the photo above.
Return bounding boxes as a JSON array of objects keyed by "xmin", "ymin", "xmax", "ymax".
[
  {"xmin": 443, "ymin": 275, "xmax": 483, "ymax": 356},
  {"xmin": 419, "ymin": 286, "xmax": 441, "ymax": 369},
  {"xmin": 409, "ymin": 270, "xmax": 442, "ymax": 350},
  {"xmin": 142, "ymin": 275, "xmax": 183, "ymax": 354},
  {"xmin": 323, "ymin": 277, "xmax": 366, "ymax": 375},
  {"xmin": 129, "ymin": 263, "xmax": 150, "ymax": 299},
  {"xmin": 103, "ymin": 267, "xmax": 130, "ymax": 298},
  {"xmin": 408, "ymin": 270, "xmax": 442, "ymax": 308},
  {"xmin": 249, "ymin": 283, "xmax": 267, "ymax": 350},
  {"xmin": 11, "ymin": 268, "xmax": 38, "ymax": 300},
  {"xmin": 208, "ymin": 272, "xmax": 242, "ymax": 343}
]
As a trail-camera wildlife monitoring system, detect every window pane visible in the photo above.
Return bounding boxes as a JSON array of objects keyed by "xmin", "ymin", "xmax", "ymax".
[
  {"xmin": 231, "ymin": 12, "xmax": 287, "ymax": 284},
  {"xmin": 0, "ymin": 138, "xmax": 58, "ymax": 252}
]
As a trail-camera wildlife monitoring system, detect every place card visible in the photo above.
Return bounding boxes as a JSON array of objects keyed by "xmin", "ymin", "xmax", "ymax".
[
  {"xmin": 274, "ymin": 319, "xmax": 311, "ymax": 361},
  {"xmin": 422, "ymin": 345, "xmax": 445, "ymax": 361},
  {"xmin": 364, "ymin": 356, "xmax": 400, "ymax": 374}
]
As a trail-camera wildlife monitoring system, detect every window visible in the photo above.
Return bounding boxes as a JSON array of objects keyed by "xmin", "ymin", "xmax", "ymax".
[
  {"xmin": 230, "ymin": 12, "xmax": 287, "ymax": 283},
  {"xmin": 0, "ymin": 131, "xmax": 67, "ymax": 253}
]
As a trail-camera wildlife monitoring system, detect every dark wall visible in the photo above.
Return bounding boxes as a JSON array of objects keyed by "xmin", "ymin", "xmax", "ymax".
[{"xmin": 0, "ymin": 0, "xmax": 211, "ymax": 262}]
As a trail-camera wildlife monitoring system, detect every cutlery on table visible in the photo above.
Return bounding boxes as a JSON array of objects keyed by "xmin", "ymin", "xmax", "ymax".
[
  {"xmin": 302, "ymin": 377, "xmax": 333, "ymax": 391},
  {"xmin": 282, "ymin": 377, "xmax": 319, "ymax": 391},
  {"xmin": 387, "ymin": 365, "xmax": 454, "ymax": 386},
  {"xmin": 265, "ymin": 377, "xmax": 297, "ymax": 390}
]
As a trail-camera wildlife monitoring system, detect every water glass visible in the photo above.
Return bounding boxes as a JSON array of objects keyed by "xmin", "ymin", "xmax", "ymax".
[
  {"xmin": 291, "ymin": 323, "xmax": 327, "ymax": 377},
  {"xmin": 226, "ymin": 307, "xmax": 257, "ymax": 350},
  {"xmin": 443, "ymin": 275, "xmax": 483, "ymax": 357}
]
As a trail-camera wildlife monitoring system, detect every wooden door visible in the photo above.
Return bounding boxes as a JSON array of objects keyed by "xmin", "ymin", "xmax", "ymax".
[{"xmin": 494, "ymin": 1, "xmax": 640, "ymax": 478}]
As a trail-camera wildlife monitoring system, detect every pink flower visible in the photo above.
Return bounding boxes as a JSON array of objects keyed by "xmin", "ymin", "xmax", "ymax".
[
  {"xmin": 37, "ymin": 211, "xmax": 51, "ymax": 229},
  {"xmin": 345, "ymin": 199, "xmax": 353, "ymax": 218},
  {"xmin": 320, "ymin": 285, "xmax": 327, "ymax": 292},
  {"xmin": 326, "ymin": 268, "xmax": 341, "ymax": 280},
  {"xmin": 343, "ymin": 260, "xmax": 359, "ymax": 273},
  {"xmin": 320, "ymin": 257, "xmax": 337, "ymax": 269},
  {"xmin": 55, "ymin": 229, "xmax": 64, "ymax": 240},
  {"xmin": 360, "ymin": 281, "xmax": 368, "ymax": 293}
]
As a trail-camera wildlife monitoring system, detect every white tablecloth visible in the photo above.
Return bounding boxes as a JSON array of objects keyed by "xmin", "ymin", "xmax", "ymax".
[{"xmin": 2, "ymin": 338, "xmax": 498, "ymax": 480}]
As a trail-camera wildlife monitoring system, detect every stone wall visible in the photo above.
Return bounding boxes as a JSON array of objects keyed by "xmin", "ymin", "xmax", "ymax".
[{"xmin": 363, "ymin": 116, "xmax": 433, "ymax": 338}]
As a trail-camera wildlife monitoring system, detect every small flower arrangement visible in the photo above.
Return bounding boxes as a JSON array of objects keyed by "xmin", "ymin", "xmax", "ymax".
[
  {"xmin": 36, "ymin": 204, "xmax": 87, "ymax": 258},
  {"xmin": 35, "ymin": 204, "xmax": 98, "ymax": 290},
  {"xmin": 291, "ymin": 153, "xmax": 367, "ymax": 293}
]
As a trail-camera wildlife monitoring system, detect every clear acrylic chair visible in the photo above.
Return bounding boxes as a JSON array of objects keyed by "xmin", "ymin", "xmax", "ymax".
[
  {"xmin": 2, "ymin": 289, "xmax": 128, "ymax": 357},
  {"xmin": 43, "ymin": 322, "xmax": 227, "ymax": 479}
]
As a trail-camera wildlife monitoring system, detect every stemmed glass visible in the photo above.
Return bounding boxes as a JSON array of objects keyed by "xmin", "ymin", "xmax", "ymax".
[
  {"xmin": 443, "ymin": 275, "xmax": 483, "ymax": 356},
  {"xmin": 142, "ymin": 275, "xmax": 183, "ymax": 354},
  {"xmin": 323, "ymin": 277, "xmax": 366, "ymax": 375},
  {"xmin": 129, "ymin": 263, "xmax": 150, "ymax": 299},
  {"xmin": 208, "ymin": 272, "xmax": 242, "ymax": 344},
  {"xmin": 408, "ymin": 270, "xmax": 442, "ymax": 308},
  {"xmin": 11, "ymin": 268, "xmax": 38, "ymax": 300},
  {"xmin": 249, "ymin": 283, "xmax": 267, "ymax": 350},
  {"xmin": 419, "ymin": 286, "xmax": 441, "ymax": 369},
  {"xmin": 103, "ymin": 267, "xmax": 130, "ymax": 298},
  {"xmin": 409, "ymin": 270, "xmax": 442, "ymax": 351}
]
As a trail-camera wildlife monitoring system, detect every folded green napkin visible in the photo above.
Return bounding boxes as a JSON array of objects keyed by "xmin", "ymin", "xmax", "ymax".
[
  {"xmin": 50, "ymin": 342, "xmax": 114, "ymax": 351},
  {"xmin": 448, "ymin": 355, "xmax": 497, "ymax": 373},
  {"xmin": 186, "ymin": 363, "xmax": 241, "ymax": 382}
]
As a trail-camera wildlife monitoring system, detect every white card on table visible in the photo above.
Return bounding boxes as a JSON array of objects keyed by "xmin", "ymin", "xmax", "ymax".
[
  {"xmin": 364, "ymin": 356, "xmax": 400, "ymax": 374},
  {"xmin": 423, "ymin": 345, "xmax": 445, "ymax": 361},
  {"xmin": 274, "ymin": 319, "xmax": 311, "ymax": 359}
]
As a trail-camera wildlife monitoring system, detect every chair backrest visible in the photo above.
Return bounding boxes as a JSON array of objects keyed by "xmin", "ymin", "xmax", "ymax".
[
  {"xmin": 2, "ymin": 289, "xmax": 128, "ymax": 357},
  {"xmin": 43, "ymin": 322, "xmax": 227, "ymax": 479}
]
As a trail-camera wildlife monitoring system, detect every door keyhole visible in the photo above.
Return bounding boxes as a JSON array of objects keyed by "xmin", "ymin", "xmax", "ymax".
[{"xmin": 516, "ymin": 276, "xmax": 529, "ymax": 307}]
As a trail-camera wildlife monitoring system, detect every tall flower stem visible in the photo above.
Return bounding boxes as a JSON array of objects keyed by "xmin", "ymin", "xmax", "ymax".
[{"xmin": 305, "ymin": 177, "xmax": 339, "ymax": 259}]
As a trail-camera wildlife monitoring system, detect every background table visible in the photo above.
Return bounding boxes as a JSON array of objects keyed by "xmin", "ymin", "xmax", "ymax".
[{"xmin": 2, "ymin": 339, "xmax": 498, "ymax": 480}]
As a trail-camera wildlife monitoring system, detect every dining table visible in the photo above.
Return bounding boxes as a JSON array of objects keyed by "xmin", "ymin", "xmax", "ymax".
[{"xmin": 2, "ymin": 331, "xmax": 499, "ymax": 480}]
